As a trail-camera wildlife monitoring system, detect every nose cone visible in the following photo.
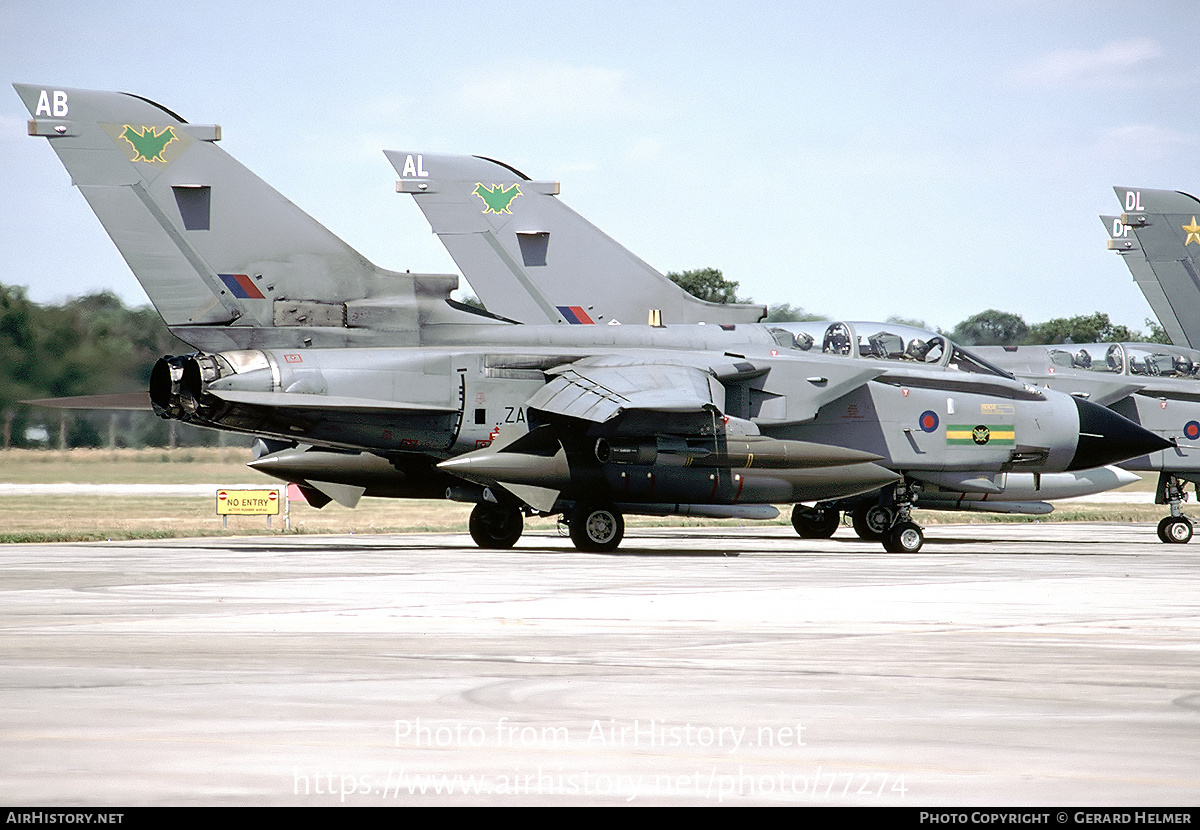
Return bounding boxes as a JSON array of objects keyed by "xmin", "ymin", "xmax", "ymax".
[{"xmin": 1068, "ymin": 397, "xmax": 1172, "ymax": 471}]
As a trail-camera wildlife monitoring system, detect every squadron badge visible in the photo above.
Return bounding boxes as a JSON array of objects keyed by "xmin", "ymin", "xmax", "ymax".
[
  {"xmin": 120, "ymin": 125, "xmax": 178, "ymax": 163},
  {"xmin": 473, "ymin": 183, "xmax": 522, "ymax": 214}
]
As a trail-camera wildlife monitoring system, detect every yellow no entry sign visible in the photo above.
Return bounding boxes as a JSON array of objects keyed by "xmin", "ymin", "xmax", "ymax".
[{"xmin": 216, "ymin": 489, "xmax": 281, "ymax": 515}]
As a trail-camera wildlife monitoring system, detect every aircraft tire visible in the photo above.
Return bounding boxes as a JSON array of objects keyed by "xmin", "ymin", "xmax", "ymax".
[
  {"xmin": 468, "ymin": 503, "xmax": 524, "ymax": 549},
  {"xmin": 1157, "ymin": 515, "xmax": 1193, "ymax": 544},
  {"xmin": 791, "ymin": 505, "xmax": 840, "ymax": 538},
  {"xmin": 851, "ymin": 504, "xmax": 892, "ymax": 541},
  {"xmin": 882, "ymin": 521, "xmax": 924, "ymax": 553},
  {"xmin": 569, "ymin": 504, "xmax": 624, "ymax": 552}
]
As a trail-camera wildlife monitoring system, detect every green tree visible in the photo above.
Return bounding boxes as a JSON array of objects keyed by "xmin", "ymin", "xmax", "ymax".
[
  {"xmin": 0, "ymin": 283, "xmax": 208, "ymax": 448},
  {"xmin": 666, "ymin": 267, "xmax": 744, "ymax": 304},
  {"xmin": 949, "ymin": 309, "xmax": 1029, "ymax": 346},
  {"xmin": 764, "ymin": 303, "xmax": 828, "ymax": 323},
  {"xmin": 1143, "ymin": 318, "xmax": 1172, "ymax": 345},
  {"xmin": 1025, "ymin": 312, "xmax": 1141, "ymax": 345},
  {"xmin": 884, "ymin": 314, "xmax": 929, "ymax": 330}
]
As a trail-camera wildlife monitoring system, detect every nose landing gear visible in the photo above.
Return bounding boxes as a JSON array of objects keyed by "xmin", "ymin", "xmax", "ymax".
[{"xmin": 1156, "ymin": 474, "xmax": 1193, "ymax": 544}]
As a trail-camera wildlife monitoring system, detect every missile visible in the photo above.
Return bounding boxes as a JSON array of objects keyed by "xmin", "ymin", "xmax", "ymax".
[
  {"xmin": 913, "ymin": 498, "xmax": 1054, "ymax": 516},
  {"xmin": 912, "ymin": 466, "xmax": 1140, "ymax": 500}
]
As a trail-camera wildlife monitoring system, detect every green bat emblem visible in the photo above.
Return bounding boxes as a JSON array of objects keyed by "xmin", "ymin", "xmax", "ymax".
[
  {"xmin": 120, "ymin": 125, "xmax": 178, "ymax": 163},
  {"xmin": 473, "ymin": 183, "xmax": 522, "ymax": 214}
]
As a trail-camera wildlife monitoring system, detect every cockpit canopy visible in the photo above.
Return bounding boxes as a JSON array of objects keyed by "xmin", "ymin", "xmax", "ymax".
[
  {"xmin": 1042, "ymin": 342, "xmax": 1200, "ymax": 379},
  {"xmin": 766, "ymin": 321, "xmax": 1014, "ymax": 379}
]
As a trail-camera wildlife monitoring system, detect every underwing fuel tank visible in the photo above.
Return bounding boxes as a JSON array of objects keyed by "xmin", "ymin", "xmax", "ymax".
[
  {"xmin": 437, "ymin": 434, "xmax": 902, "ymax": 506},
  {"xmin": 245, "ymin": 445, "xmax": 452, "ymax": 506}
]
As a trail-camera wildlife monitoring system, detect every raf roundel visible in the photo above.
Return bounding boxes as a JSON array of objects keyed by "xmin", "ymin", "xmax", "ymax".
[
  {"xmin": 919, "ymin": 410, "xmax": 939, "ymax": 433},
  {"xmin": 1185, "ymin": 421, "xmax": 1200, "ymax": 441}
]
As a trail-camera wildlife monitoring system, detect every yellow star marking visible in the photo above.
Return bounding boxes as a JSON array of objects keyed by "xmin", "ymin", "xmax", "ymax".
[{"xmin": 1184, "ymin": 216, "xmax": 1200, "ymax": 246}]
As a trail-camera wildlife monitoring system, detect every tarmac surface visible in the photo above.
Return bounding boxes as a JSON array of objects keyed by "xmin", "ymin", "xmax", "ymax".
[{"xmin": 1, "ymin": 522, "xmax": 1197, "ymax": 806}]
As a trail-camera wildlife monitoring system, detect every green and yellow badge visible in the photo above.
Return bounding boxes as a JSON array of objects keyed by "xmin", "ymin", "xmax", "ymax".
[
  {"xmin": 101, "ymin": 122, "xmax": 191, "ymax": 165},
  {"xmin": 473, "ymin": 183, "xmax": 522, "ymax": 214},
  {"xmin": 120, "ymin": 125, "xmax": 177, "ymax": 162},
  {"xmin": 947, "ymin": 424, "xmax": 1015, "ymax": 446}
]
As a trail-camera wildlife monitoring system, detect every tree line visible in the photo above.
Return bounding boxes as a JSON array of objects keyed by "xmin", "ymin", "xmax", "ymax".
[{"xmin": 0, "ymin": 283, "xmax": 216, "ymax": 449}]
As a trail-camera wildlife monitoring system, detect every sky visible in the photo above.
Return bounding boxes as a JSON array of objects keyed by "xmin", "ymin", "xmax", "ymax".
[{"xmin": 2, "ymin": 0, "xmax": 1199, "ymax": 334}]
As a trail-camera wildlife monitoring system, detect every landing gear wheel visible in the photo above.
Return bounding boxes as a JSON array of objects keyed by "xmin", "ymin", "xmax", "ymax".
[
  {"xmin": 791, "ymin": 506, "xmax": 840, "ymax": 538},
  {"xmin": 882, "ymin": 521, "xmax": 924, "ymax": 553},
  {"xmin": 468, "ymin": 503, "xmax": 523, "ymax": 549},
  {"xmin": 852, "ymin": 504, "xmax": 893, "ymax": 541},
  {"xmin": 1157, "ymin": 515, "xmax": 1193, "ymax": 544},
  {"xmin": 569, "ymin": 504, "xmax": 625, "ymax": 552}
]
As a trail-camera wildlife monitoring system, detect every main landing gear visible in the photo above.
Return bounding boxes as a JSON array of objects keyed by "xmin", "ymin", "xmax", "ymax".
[
  {"xmin": 791, "ymin": 481, "xmax": 926, "ymax": 553},
  {"xmin": 791, "ymin": 506, "xmax": 840, "ymax": 538},
  {"xmin": 468, "ymin": 502, "xmax": 524, "ymax": 549},
  {"xmin": 469, "ymin": 501, "xmax": 627, "ymax": 552},
  {"xmin": 1157, "ymin": 474, "xmax": 1193, "ymax": 544},
  {"xmin": 850, "ymin": 503, "xmax": 892, "ymax": 541},
  {"xmin": 856, "ymin": 480, "xmax": 924, "ymax": 553},
  {"xmin": 567, "ymin": 503, "xmax": 625, "ymax": 552}
]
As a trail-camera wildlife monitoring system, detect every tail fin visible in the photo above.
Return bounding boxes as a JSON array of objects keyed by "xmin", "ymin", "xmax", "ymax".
[
  {"xmin": 386, "ymin": 151, "xmax": 767, "ymax": 326},
  {"xmin": 16, "ymin": 84, "xmax": 459, "ymax": 351},
  {"xmin": 1110, "ymin": 186, "xmax": 1200, "ymax": 349}
]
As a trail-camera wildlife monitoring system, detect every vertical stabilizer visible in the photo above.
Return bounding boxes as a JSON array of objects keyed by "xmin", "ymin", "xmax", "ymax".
[
  {"xmin": 1110, "ymin": 186, "xmax": 1200, "ymax": 349},
  {"xmin": 387, "ymin": 151, "xmax": 767, "ymax": 326},
  {"xmin": 16, "ymin": 84, "xmax": 452, "ymax": 351}
]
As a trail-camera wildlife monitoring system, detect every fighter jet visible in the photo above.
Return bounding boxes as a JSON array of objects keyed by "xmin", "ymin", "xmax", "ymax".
[
  {"xmin": 1023, "ymin": 186, "xmax": 1200, "ymax": 543},
  {"xmin": 14, "ymin": 85, "xmax": 1166, "ymax": 554},
  {"xmin": 977, "ymin": 337, "xmax": 1200, "ymax": 542},
  {"xmin": 388, "ymin": 151, "xmax": 1161, "ymax": 543},
  {"xmin": 765, "ymin": 321, "xmax": 1146, "ymax": 540}
]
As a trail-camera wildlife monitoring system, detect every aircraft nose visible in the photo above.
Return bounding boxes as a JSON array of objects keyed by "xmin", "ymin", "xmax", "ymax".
[{"xmin": 1067, "ymin": 397, "xmax": 1172, "ymax": 471}]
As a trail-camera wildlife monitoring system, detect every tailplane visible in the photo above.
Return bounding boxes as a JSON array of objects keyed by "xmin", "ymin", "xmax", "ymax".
[
  {"xmin": 16, "ymin": 84, "xmax": 462, "ymax": 351},
  {"xmin": 386, "ymin": 151, "xmax": 767, "ymax": 326}
]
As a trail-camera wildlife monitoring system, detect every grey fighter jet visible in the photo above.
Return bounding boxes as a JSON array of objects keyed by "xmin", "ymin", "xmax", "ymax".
[
  {"xmin": 388, "ymin": 151, "xmax": 1161, "ymax": 543},
  {"xmin": 768, "ymin": 321, "xmax": 1147, "ymax": 539},
  {"xmin": 14, "ymin": 85, "xmax": 1166, "ymax": 554},
  {"xmin": 977, "ymin": 338, "xmax": 1200, "ymax": 542}
]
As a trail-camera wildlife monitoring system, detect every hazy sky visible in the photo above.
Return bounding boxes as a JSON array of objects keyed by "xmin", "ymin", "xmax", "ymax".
[{"xmin": 3, "ymin": 0, "xmax": 1199, "ymax": 333}]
